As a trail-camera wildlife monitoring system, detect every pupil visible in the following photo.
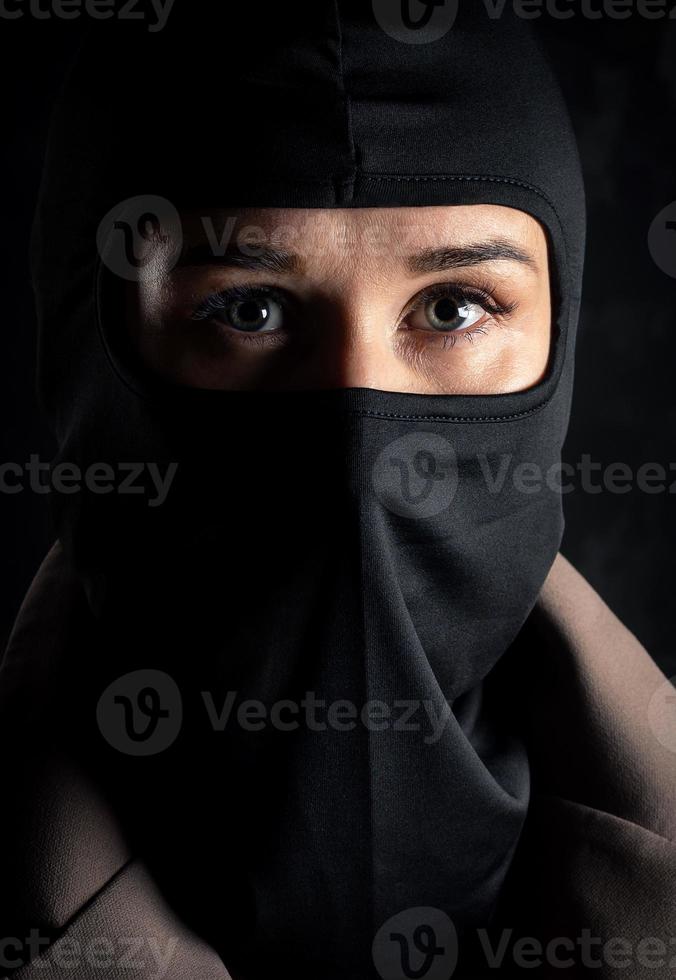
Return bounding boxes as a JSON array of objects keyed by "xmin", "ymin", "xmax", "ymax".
[
  {"xmin": 434, "ymin": 298, "xmax": 460, "ymax": 325},
  {"xmin": 238, "ymin": 300, "xmax": 268, "ymax": 324},
  {"xmin": 230, "ymin": 298, "xmax": 270, "ymax": 331}
]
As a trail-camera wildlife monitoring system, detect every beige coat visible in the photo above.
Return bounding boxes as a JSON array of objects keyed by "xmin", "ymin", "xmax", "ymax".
[
  {"xmin": 489, "ymin": 554, "xmax": 676, "ymax": 978},
  {"xmin": 0, "ymin": 546, "xmax": 674, "ymax": 979}
]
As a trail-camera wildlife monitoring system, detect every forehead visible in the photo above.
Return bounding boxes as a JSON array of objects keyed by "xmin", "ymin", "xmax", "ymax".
[{"xmin": 180, "ymin": 205, "xmax": 547, "ymax": 256}]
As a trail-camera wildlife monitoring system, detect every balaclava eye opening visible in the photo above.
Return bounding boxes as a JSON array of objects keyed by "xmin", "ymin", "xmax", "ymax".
[{"xmin": 30, "ymin": 4, "xmax": 585, "ymax": 978}]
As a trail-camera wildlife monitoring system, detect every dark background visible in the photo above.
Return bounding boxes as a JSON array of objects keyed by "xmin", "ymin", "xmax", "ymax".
[{"xmin": 1, "ymin": 12, "xmax": 675, "ymax": 673}]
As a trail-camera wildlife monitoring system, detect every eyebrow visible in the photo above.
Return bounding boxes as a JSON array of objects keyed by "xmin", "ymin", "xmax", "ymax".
[
  {"xmin": 405, "ymin": 240, "xmax": 538, "ymax": 274},
  {"xmin": 176, "ymin": 238, "xmax": 536, "ymax": 276},
  {"xmin": 177, "ymin": 243, "xmax": 302, "ymax": 274}
]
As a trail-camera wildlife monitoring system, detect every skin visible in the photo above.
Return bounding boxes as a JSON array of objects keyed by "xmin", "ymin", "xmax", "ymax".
[{"xmin": 128, "ymin": 205, "xmax": 551, "ymax": 395}]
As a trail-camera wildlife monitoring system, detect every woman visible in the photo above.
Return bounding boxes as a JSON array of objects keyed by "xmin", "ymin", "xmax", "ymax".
[{"xmin": 1, "ymin": 3, "xmax": 674, "ymax": 978}]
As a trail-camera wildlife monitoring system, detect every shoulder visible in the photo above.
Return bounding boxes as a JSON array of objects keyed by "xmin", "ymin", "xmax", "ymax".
[
  {"xmin": 495, "ymin": 554, "xmax": 676, "ymax": 976},
  {"xmin": 522, "ymin": 551, "xmax": 676, "ymax": 840},
  {"xmin": 0, "ymin": 544, "xmax": 131, "ymax": 951},
  {"xmin": 0, "ymin": 545, "xmax": 230, "ymax": 978}
]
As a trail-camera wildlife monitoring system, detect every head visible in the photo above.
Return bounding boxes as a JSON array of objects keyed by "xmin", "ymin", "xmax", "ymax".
[
  {"xmin": 34, "ymin": 3, "xmax": 584, "ymax": 435},
  {"xmin": 31, "ymin": 1, "xmax": 585, "ymax": 640}
]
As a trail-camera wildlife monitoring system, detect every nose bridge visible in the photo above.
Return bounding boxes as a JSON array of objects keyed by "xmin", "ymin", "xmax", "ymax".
[{"xmin": 312, "ymin": 282, "xmax": 397, "ymax": 389}]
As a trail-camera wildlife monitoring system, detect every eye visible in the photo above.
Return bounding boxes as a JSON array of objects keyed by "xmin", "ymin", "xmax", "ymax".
[
  {"xmin": 407, "ymin": 290, "xmax": 489, "ymax": 334},
  {"xmin": 191, "ymin": 286, "xmax": 286, "ymax": 333}
]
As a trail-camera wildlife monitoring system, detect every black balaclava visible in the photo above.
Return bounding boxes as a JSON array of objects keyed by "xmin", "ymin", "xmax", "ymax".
[{"xmin": 31, "ymin": 3, "xmax": 585, "ymax": 978}]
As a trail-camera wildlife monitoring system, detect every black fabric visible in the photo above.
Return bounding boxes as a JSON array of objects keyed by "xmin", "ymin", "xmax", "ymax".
[{"xmin": 27, "ymin": 4, "xmax": 586, "ymax": 978}]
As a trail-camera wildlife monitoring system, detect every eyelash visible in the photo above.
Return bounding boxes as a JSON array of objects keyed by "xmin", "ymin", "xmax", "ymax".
[
  {"xmin": 189, "ymin": 280, "xmax": 517, "ymax": 348},
  {"xmin": 191, "ymin": 284, "xmax": 289, "ymax": 321}
]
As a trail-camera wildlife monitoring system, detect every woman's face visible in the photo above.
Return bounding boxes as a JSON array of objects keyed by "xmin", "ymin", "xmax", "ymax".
[{"xmin": 129, "ymin": 204, "xmax": 551, "ymax": 395}]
